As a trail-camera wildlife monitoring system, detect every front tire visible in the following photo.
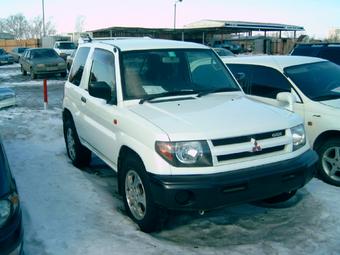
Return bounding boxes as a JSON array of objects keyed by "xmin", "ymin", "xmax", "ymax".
[
  {"xmin": 63, "ymin": 119, "xmax": 91, "ymax": 167},
  {"xmin": 316, "ymin": 138, "xmax": 340, "ymax": 186},
  {"xmin": 121, "ymin": 156, "xmax": 161, "ymax": 232},
  {"xmin": 30, "ymin": 69, "xmax": 37, "ymax": 79}
]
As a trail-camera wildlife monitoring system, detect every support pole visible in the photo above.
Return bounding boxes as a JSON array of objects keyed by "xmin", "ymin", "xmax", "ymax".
[{"xmin": 43, "ymin": 79, "xmax": 48, "ymax": 110}]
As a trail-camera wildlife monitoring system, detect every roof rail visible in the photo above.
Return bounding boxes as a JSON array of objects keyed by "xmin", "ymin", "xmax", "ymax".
[{"xmin": 92, "ymin": 36, "xmax": 152, "ymax": 41}]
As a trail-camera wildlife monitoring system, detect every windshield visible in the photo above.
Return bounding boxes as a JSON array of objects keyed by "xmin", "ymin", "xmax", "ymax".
[
  {"xmin": 32, "ymin": 49, "xmax": 59, "ymax": 59},
  {"xmin": 285, "ymin": 61, "xmax": 340, "ymax": 101},
  {"xmin": 18, "ymin": 47, "xmax": 28, "ymax": 53},
  {"xmin": 121, "ymin": 49, "xmax": 240, "ymax": 100},
  {"xmin": 59, "ymin": 42, "xmax": 76, "ymax": 49}
]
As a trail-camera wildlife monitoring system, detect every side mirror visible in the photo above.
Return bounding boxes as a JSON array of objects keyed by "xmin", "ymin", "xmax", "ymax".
[
  {"xmin": 89, "ymin": 81, "xmax": 112, "ymax": 102},
  {"xmin": 276, "ymin": 92, "xmax": 296, "ymax": 111}
]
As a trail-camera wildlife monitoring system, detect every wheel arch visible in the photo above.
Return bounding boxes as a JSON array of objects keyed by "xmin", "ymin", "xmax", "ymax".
[
  {"xmin": 313, "ymin": 130, "xmax": 340, "ymax": 151},
  {"xmin": 117, "ymin": 145, "xmax": 145, "ymax": 195}
]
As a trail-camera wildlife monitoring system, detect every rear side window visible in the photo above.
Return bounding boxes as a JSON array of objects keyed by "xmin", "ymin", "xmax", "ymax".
[
  {"xmin": 228, "ymin": 64, "xmax": 291, "ymax": 99},
  {"xmin": 291, "ymin": 45, "xmax": 322, "ymax": 57},
  {"xmin": 69, "ymin": 47, "xmax": 90, "ymax": 86},
  {"xmin": 318, "ymin": 46, "xmax": 340, "ymax": 65}
]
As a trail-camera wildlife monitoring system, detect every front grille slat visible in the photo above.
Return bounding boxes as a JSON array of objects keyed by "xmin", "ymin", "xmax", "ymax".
[
  {"xmin": 216, "ymin": 145, "xmax": 285, "ymax": 161},
  {"xmin": 212, "ymin": 130, "xmax": 285, "ymax": 147}
]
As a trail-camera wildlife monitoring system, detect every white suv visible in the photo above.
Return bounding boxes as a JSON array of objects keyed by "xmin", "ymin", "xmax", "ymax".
[
  {"xmin": 224, "ymin": 56, "xmax": 340, "ymax": 187},
  {"xmin": 62, "ymin": 39, "xmax": 317, "ymax": 232}
]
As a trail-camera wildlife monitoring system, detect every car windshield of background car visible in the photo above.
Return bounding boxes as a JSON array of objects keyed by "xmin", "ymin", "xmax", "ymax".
[
  {"xmin": 32, "ymin": 49, "xmax": 59, "ymax": 59},
  {"xmin": 285, "ymin": 61, "xmax": 340, "ymax": 101},
  {"xmin": 59, "ymin": 43, "xmax": 76, "ymax": 50},
  {"xmin": 121, "ymin": 49, "xmax": 240, "ymax": 100}
]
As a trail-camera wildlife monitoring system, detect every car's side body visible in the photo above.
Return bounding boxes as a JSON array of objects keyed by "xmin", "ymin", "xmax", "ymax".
[{"xmin": 0, "ymin": 138, "xmax": 23, "ymax": 255}]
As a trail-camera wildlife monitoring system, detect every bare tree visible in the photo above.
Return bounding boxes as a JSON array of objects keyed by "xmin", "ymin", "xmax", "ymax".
[
  {"xmin": 29, "ymin": 16, "xmax": 56, "ymax": 39},
  {"xmin": 74, "ymin": 15, "xmax": 86, "ymax": 33},
  {"xmin": 4, "ymin": 14, "xmax": 30, "ymax": 39}
]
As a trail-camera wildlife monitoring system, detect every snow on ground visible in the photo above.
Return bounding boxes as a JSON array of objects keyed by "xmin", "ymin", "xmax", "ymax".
[{"xmin": 0, "ymin": 65, "xmax": 340, "ymax": 255}]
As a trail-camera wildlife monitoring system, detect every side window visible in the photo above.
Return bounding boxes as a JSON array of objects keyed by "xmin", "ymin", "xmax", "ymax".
[
  {"xmin": 69, "ymin": 47, "xmax": 90, "ymax": 86},
  {"xmin": 89, "ymin": 48, "xmax": 116, "ymax": 103},
  {"xmin": 228, "ymin": 64, "xmax": 291, "ymax": 99}
]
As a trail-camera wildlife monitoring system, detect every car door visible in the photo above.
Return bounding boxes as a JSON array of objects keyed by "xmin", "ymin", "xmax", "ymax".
[
  {"xmin": 228, "ymin": 63, "xmax": 305, "ymax": 119},
  {"xmin": 21, "ymin": 51, "xmax": 30, "ymax": 71},
  {"xmin": 80, "ymin": 47, "xmax": 120, "ymax": 167},
  {"xmin": 65, "ymin": 46, "xmax": 91, "ymax": 140}
]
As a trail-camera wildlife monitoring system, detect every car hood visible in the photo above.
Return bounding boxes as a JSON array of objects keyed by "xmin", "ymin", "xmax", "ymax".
[
  {"xmin": 320, "ymin": 98, "xmax": 340, "ymax": 109},
  {"xmin": 129, "ymin": 93, "xmax": 301, "ymax": 141}
]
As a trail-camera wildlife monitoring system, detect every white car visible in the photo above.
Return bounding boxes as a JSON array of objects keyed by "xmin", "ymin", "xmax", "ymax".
[
  {"xmin": 54, "ymin": 41, "xmax": 77, "ymax": 60},
  {"xmin": 62, "ymin": 39, "xmax": 317, "ymax": 232},
  {"xmin": 224, "ymin": 55, "xmax": 340, "ymax": 186}
]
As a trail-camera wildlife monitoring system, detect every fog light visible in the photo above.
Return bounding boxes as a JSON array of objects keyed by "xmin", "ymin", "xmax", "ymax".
[{"xmin": 175, "ymin": 190, "xmax": 194, "ymax": 205}]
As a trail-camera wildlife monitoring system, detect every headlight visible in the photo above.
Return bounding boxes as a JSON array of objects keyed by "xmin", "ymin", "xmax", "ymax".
[
  {"xmin": 291, "ymin": 124, "xmax": 306, "ymax": 151},
  {"xmin": 36, "ymin": 64, "xmax": 45, "ymax": 68},
  {"xmin": 155, "ymin": 141, "xmax": 212, "ymax": 167},
  {"xmin": 0, "ymin": 200, "xmax": 11, "ymax": 227},
  {"xmin": 58, "ymin": 63, "xmax": 66, "ymax": 67},
  {"xmin": 0, "ymin": 193, "xmax": 19, "ymax": 228}
]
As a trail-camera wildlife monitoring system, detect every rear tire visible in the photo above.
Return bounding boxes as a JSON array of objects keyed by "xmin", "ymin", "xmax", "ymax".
[
  {"xmin": 121, "ymin": 156, "xmax": 161, "ymax": 232},
  {"xmin": 316, "ymin": 138, "xmax": 340, "ymax": 187},
  {"xmin": 63, "ymin": 119, "xmax": 91, "ymax": 167},
  {"xmin": 262, "ymin": 190, "xmax": 297, "ymax": 204}
]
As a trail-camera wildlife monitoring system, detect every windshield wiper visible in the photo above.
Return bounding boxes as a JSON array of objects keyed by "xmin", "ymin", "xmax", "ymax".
[
  {"xmin": 312, "ymin": 94, "xmax": 340, "ymax": 101},
  {"xmin": 197, "ymin": 87, "xmax": 240, "ymax": 97},
  {"xmin": 139, "ymin": 90, "xmax": 198, "ymax": 104}
]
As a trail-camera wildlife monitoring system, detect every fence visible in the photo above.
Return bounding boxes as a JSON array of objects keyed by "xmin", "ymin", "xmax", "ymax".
[{"xmin": 0, "ymin": 39, "xmax": 40, "ymax": 52}]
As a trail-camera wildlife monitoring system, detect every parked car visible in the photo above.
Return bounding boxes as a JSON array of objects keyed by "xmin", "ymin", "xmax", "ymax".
[
  {"xmin": 0, "ymin": 88, "xmax": 16, "ymax": 110},
  {"xmin": 20, "ymin": 48, "xmax": 67, "ymax": 79},
  {"xmin": 224, "ymin": 55, "xmax": 340, "ymax": 186},
  {"xmin": 54, "ymin": 41, "xmax": 77, "ymax": 60},
  {"xmin": 0, "ymin": 48, "xmax": 14, "ymax": 65},
  {"xmin": 62, "ymin": 38, "xmax": 317, "ymax": 232},
  {"xmin": 66, "ymin": 50, "xmax": 76, "ymax": 71},
  {"xmin": 213, "ymin": 40, "xmax": 242, "ymax": 54},
  {"xmin": 291, "ymin": 43, "xmax": 340, "ymax": 65},
  {"xmin": 9, "ymin": 47, "xmax": 28, "ymax": 62},
  {"xmin": 213, "ymin": 47, "xmax": 235, "ymax": 57},
  {"xmin": 0, "ymin": 137, "xmax": 24, "ymax": 255}
]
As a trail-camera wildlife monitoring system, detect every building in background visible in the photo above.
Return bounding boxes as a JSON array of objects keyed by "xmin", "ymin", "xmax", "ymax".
[{"xmin": 89, "ymin": 19, "xmax": 304, "ymax": 55}]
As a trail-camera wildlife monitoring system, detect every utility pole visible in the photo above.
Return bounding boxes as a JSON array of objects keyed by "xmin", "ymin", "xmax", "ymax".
[
  {"xmin": 174, "ymin": 0, "xmax": 183, "ymax": 30},
  {"xmin": 42, "ymin": 0, "xmax": 46, "ymax": 37}
]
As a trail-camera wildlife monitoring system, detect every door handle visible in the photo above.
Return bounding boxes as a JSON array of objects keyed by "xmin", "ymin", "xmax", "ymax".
[{"xmin": 81, "ymin": 96, "xmax": 87, "ymax": 103}]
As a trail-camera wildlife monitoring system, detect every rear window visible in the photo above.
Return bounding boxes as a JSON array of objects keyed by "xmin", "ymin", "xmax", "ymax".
[{"xmin": 318, "ymin": 46, "xmax": 340, "ymax": 65}]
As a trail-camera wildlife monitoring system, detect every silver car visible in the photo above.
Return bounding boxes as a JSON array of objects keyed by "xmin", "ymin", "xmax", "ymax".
[{"xmin": 20, "ymin": 48, "xmax": 67, "ymax": 79}]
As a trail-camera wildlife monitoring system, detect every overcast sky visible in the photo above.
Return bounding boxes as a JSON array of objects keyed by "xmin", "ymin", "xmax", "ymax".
[{"xmin": 1, "ymin": 0, "xmax": 340, "ymax": 38}]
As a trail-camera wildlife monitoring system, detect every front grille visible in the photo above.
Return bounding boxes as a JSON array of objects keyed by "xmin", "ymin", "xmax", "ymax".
[
  {"xmin": 216, "ymin": 145, "xmax": 285, "ymax": 161},
  {"xmin": 45, "ymin": 63, "xmax": 58, "ymax": 67},
  {"xmin": 211, "ymin": 129, "xmax": 288, "ymax": 163},
  {"xmin": 212, "ymin": 130, "xmax": 285, "ymax": 146}
]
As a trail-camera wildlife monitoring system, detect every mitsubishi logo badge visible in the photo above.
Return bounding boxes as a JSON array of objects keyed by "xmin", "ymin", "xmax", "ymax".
[{"xmin": 251, "ymin": 138, "xmax": 262, "ymax": 152}]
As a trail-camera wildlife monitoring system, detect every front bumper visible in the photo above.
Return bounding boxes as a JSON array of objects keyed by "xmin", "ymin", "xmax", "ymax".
[
  {"xmin": 34, "ymin": 67, "xmax": 66, "ymax": 75},
  {"xmin": 148, "ymin": 149, "xmax": 318, "ymax": 210},
  {"xmin": 0, "ymin": 209, "xmax": 24, "ymax": 255}
]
